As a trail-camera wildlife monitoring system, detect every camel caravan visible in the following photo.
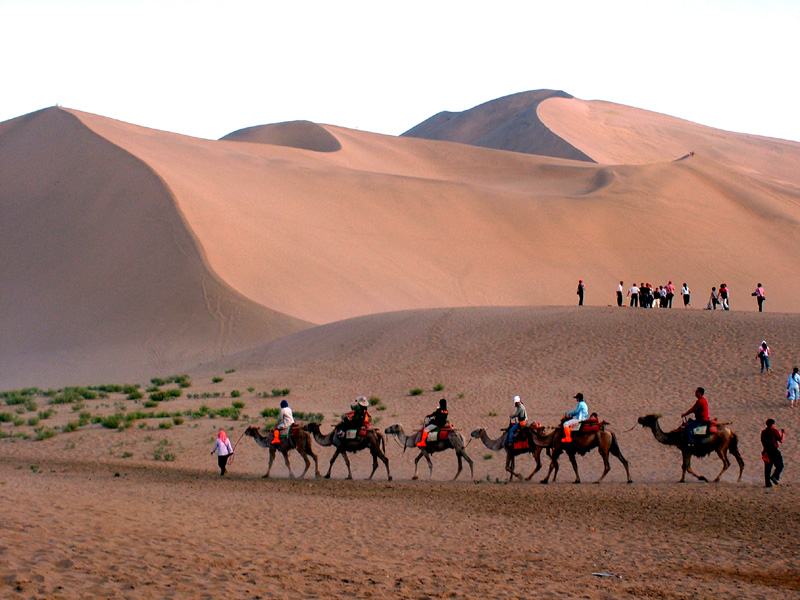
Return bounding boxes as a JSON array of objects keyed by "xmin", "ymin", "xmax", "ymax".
[{"xmin": 241, "ymin": 388, "xmax": 744, "ymax": 484}]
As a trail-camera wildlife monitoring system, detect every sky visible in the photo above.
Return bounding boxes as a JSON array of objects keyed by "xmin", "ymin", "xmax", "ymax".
[{"xmin": 2, "ymin": 0, "xmax": 799, "ymax": 142}]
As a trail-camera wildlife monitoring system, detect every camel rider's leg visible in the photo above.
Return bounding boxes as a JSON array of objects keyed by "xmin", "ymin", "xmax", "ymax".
[
  {"xmin": 563, "ymin": 418, "xmax": 579, "ymax": 443},
  {"xmin": 418, "ymin": 424, "xmax": 436, "ymax": 447},
  {"xmin": 272, "ymin": 427, "xmax": 281, "ymax": 444},
  {"xmin": 686, "ymin": 419, "xmax": 697, "ymax": 445},
  {"xmin": 508, "ymin": 422, "xmax": 519, "ymax": 446}
]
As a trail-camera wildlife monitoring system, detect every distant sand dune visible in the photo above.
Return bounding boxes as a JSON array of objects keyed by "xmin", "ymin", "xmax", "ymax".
[{"xmin": 220, "ymin": 120, "xmax": 342, "ymax": 152}]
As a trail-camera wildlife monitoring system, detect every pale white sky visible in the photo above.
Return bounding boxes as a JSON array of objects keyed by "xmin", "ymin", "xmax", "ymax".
[{"xmin": 2, "ymin": 0, "xmax": 798, "ymax": 142}]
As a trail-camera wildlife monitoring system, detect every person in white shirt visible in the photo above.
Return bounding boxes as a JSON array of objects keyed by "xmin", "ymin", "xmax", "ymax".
[
  {"xmin": 627, "ymin": 283, "xmax": 639, "ymax": 307},
  {"xmin": 616, "ymin": 281, "xmax": 624, "ymax": 307},
  {"xmin": 210, "ymin": 430, "xmax": 234, "ymax": 476},
  {"xmin": 272, "ymin": 399, "xmax": 294, "ymax": 444}
]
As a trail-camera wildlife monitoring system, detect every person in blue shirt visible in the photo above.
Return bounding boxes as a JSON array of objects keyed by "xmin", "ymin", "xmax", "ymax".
[{"xmin": 563, "ymin": 393, "xmax": 588, "ymax": 443}]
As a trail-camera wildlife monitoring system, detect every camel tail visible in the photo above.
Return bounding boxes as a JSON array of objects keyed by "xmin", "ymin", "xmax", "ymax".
[{"xmin": 729, "ymin": 432, "xmax": 745, "ymax": 481}]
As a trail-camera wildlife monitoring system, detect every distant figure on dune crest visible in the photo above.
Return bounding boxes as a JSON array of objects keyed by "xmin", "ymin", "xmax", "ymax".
[
  {"xmin": 706, "ymin": 286, "xmax": 719, "ymax": 310},
  {"xmin": 681, "ymin": 283, "xmax": 691, "ymax": 308},
  {"xmin": 210, "ymin": 429, "xmax": 234, "ymax": 476},
  {"xmin": 757, "ymin": 341, "xmax": 771, "ymax": 374},
  {"xmin": 616, "ymin": 281, "xmax": 624, "ymax": 307},
  {"xmin": 627, "ymin": 282, "xmax": 639, "ymax": 307},
  {"xmin": 752, "ymin": 283, "xmax": 766, "ymax": 312},
  {"xmin": 786, "ymin": 368, "xmax": 800, "ymax": 408},
  {"xmin": 761, "ymin": 419, "xmax": 785, "ymax": 488},
  {"xmin": 719, "ymin": 283, "xmax": 730, "ymax": 310},
  {"xmin": 577, "ymin": 280, "xmax": 585, "ymax": 306}
]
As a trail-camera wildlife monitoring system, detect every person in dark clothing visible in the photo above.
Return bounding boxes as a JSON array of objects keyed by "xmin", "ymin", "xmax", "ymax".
[
  {"xmin": 761, "ymin": 418, "xmax": 785, "ymax": 487},
  {"xmin": 577, "ymin": 280, "xmax": 585, "ymax": 306},
  {"xmin": 418, "ymin": 398, "xmax": 449, "ymax": 447}
]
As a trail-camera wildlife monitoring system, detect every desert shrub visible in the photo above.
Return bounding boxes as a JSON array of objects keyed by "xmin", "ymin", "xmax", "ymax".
[
  {"xmin": 0, "ymin": 412, "xmax": 14, "ymax": 422},
  {"xmin": 27, "ymin": 417, "xmax": 40, "ymax": 427},
  {"xmin": 52, "ymin": 388, "xmax": 94, "ymax": 404},
  {"xmin": 224, "ymin": 369, "xmax": 236, "ymax": 374},
  {"xmin": 143, "ymin": 400, "xmax": 158, "ymax": 408},
  {"xmin": 230, "ymin": 390, "xmax": 241, "ymax": 398},
  {"xmin": 34, "ymin": 427, "xmax": 56, "ymax": 441},
  {"xmin": 101, "ymin": 413, "xmax": 124, "ymax": 429},
  {"xmin": 368, "ymin": 396, "xmax": 381, "ymax": 406},
  {"xmin": 433, "ymin": 383, "xmax": 444, "ymax": 391},
  {"xmin": 271, "ymin": 388, "xmax": 291, "ymax": 397},
  {"xmin": 78, "ymin": 412, "xmax": 91, "ymax": 426},
  {"xmin": 261, "ymin": 407, "xmax": 279, "ymax": 418},
  {"xmin": 121, "ymin": 451, "xmax": 133, "ymax": 458},
  {"xmin": 127, "ymin": 391, "xmax": 144, "ymax": 400},
  {"xmin": 215, "ymin": 406, "xmax": 240, "ymax": 420},
  {"xmin": 13, "ymin": 417, "xmax": 25, "ymax": 426},
  {"xmin": 293, "ymin": 411, "xmax": 323, "ymax": 422},
  {"xmin": 122, "ymin": 384, "xmax": 139, "ymax": 394},
  {"xmin": 96, "ymin": 384, "xmax": 123, "ymax": 393},
  {"xmin": 212, "ymin": 377, "xmax": 223, "ymax": 383},
  {"xmin": 146, "ymin": 385, "xmax": 160, "ymax": 393},
  {"xmin": 178, "ymin": 380, "xmax": 191, "ymax": 388},
  {"xmin": 166, "ymin": 389, "xmax": 182, "ymax": 399},
  {"xmin": 483, "ymin": 454, "xmax": 493, "ymax": 460},
  {"xmin": 71, "ymin": 401, "xmax": 86, "ymax": 412},
  {"xmin": 158, "ymin": 421, "xmax": 172, "ymax": 429},
  {"xmin": 232, "ymin": 400, "xmax": 245, "ymax": 409},
  {"xmin": 2, "ymin": 390, "xmax": 36, "ymax": 405},
  {"xmin": 149, "ymin": 391, "xmax": 167, "ymax": 402},
  {"xmin": 247, "ymin": 387, "xmax": 255, "ymax": 393},
  {"xmin": 409, "ymin": 388, "xmax": 424, "ymax": 396},
  {"xmin": 172, "ymin": 416, "xmax": 184, "ymax": 426},
  {"xmin": 62, "ymin": 421, "xmax": 79, "ymax": 433},
  {"xmin": 153, "ymin": 439, "xmax": 175, "ymax": 461},
  {"xmin": 150, "ymin": 377, "xmax": 166, "ymax": 387},
  {"xmin": 376, "ymin": 404, "xmax": 387, "ymax": 411},
  {"xmin": 24, "ymin": 397, "xmax": 38, "ymax": 412},
  {"xmin": 488, "ymin": 411, "xmax": 498, "ymax": 417}
]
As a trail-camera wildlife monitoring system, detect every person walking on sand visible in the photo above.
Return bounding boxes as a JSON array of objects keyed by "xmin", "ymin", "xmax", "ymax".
[
  {"xmin": 210, "ymin": 429, "xmax": 234, "ymax": 476},
  {"xmin": 627, "ymin": 282, "xmax": 639, "ymax": 308},
  {"xmin": 719, "ymin": 283, "xmax": 730, "ymax": 310},
  {"xmin": 577, "ymin": 280, "xmax": 585, "ymax": 306},
  {"xmin": 786, "ymin": 368, "xmax": 800, "ymax": 408},
  {"xmin": 665, "ymin": 281, "xmax": 675, "ymax": 308},
  {"xmin": 708, "ymin": 286, "xmax": 719, "ymax": 310},
  {"xmin": 757, "ymin": 341, "xmax": 771, "ymax": 374},
  {"xmin": 616, "ymin": 281, "xmax": 624, "ymax": 307},
  {"xmin": 752, "ymin": 283, "xmax": 766, "ymax": 312},
  {"xmin": 761, "ymin": 418, "xmax": 785, "ymax": 487},
  {"xmin": 681, "ymin": 283, "xmax": 691, "ymax": 308}
]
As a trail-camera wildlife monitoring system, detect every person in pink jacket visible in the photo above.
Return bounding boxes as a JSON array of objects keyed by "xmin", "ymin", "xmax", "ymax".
[{"xmin": 211, "ymin": 430, "xmax": 234, "ymax": 476}]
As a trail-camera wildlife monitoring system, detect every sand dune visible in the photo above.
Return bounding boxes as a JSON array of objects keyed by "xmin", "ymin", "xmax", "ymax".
[{"xmin": 3, "ymin": 91, "xmax": 800, "ymax": 388}]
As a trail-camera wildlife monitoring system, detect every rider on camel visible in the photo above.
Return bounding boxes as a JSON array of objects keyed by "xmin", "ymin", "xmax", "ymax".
[
  {"xmin": 347, "ymin": 396, "xmax": 371, "ymax": 429},
  {"xmin": 681, "ymin": 387, "xmax": 710, "ymax": 445},
  {"xmin": 273, "ymin": 399, "xmax": 294, "ymax": 444},
  {"xmin": 417, "ymin": 398, "xmax": 448, "ymax": 447},
  {"xmin": 508, "ymin": 395, "xmax": 527, "ymax": 446},
  {"xmin": 563, "ymin": 393, "xmax": 588, "ymax": 443}
]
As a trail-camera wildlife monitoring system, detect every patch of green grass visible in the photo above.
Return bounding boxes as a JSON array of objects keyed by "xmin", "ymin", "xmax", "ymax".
[
  {"xmin": 293, "ymin": 411, "xmax": 324, "ymax": 423},
  {"xmin": 488, "ymin": 411, "xmax": 498, "ymax": 417},
  {"xmin": 212, "ymin": 376, "xmax": 223, "ymax": 384},
  {"xmin": 433, "ymin": 383, "xmax": 444, "ymax": 392},
  {"xmin": 368, "ymin": 396, "xmax": 381, "ymax": 406},
  {"xmin": 230, "ymin": 390, "xmax": 241, "ymax": 398},
  {"xmin": 409, "ymin": 388, "xmax": 424, "ymax": 396},
  {"xmin": 27, "ymin": 417, "xmax": 40, "ymax": 427},
  {"xmin": 153, "ymin": 439, "xmax": 176, "ymax": 461},
  {"xmin": 271, "ymin": 388, "xmax": 291, "ymax": 397},
  {"xmin": 101, "ymin": 413, "xmax": 124, "ymax": 429},
  {"xmin": 158, "ymin": 421, "xmax": 172, "ymax": 429},
  {"xmin": 127, "ymin": 391, "xmax": 144, "ymax": 400},
  {"xmin": 247, "ymin": 387, "xmax": 255, "ymax": 393},
  {"xmin": 78, "ymin": 412, "xmax": 91, "ymax": 427},
  {"xmin": 0, "ymin": 412, "xmax": 13, "ymax": 422},
  {"xmin": 261, "ymin": 407, "xmax": 279, "ymax": 418},
  {"xmin": 34, "ymin": 427, "xmax": 56, "ymax": 441},
  {"xmin": 172, "ymin": 416, "xmax": 184, "ymax": 426},
  {"xmin": 224, "ymin": 369, "xmax": 236, "ymax": 374},
  {"xmin": 143, "ymin": 400, "xmax": 158, "ymax": 408},
  {"xmin": 149, "ymin": 391, "xmax": 167, "ymax": 402},
  {"xmin": 483, "ymin": 453, "xmax": 493, "ymax": 460},
  {"xmin": 62, "ymin": 421, "xmax": 80, "ymax": 433},
  {"xmin": 150, "ymin": 377, "xmax": 167, "ymax": 387},
  {"xmin": 121, "ymin": 451, "xmax": 133, "ymax": 458},
  {"xmin": 13, "ymin": 417, "xmax": 25, "ymax": 427},
  {"xmin": 232, "ymin": 400, "xmax": 245, "ymax": 408}
]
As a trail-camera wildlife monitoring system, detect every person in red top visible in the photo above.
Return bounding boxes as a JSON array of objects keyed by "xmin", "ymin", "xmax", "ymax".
[
  {"xmin": 681, "ymin": 387, "xmax": 710, "ymax": 445},
  {"xmin": 761, "ymin": 418, "xmax": 785, "ymax": 487}
]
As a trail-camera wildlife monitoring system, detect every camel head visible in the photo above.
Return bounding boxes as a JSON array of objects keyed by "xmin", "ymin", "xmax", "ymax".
[
  {"xmin": 244, "ymin": 426, "xmax": 260, "ymax": 438},
  {"xmin": 470, "ymin": 428, "xmax": 485, "ymax": 439},
  {"xmin": 637, "ymin": 414, "xmax": 662, "ymax": 428},
  {"xmin": 384, "ymin": 424, "xmax": 403, "ymax": 436},
  {"xmin": 303, "ymin": 422, "xmax": 321, "ymax": 433}
]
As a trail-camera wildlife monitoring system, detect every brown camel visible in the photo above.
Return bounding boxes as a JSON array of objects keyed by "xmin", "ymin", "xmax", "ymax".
[
  {"xmin": 530, "ymin": 420, "xmax": 632, "ymax": 484},
  {"xmin": 470, "ymin": 426, "xmax": 546, "ymax": 481},
  {"xmin": 385, "ymin": 424, "xmax": 474, "ymax": 480},
  {"xmin": 637, "ymin": 414, "xmax": 744, "ymax": 483},
  {"xmin": 304, "ymin": 422, "xmax": 392, "ymax": 481},
  {"xmin": 244, "ymin": 426, "xmax": 320, "ymax": 479}
]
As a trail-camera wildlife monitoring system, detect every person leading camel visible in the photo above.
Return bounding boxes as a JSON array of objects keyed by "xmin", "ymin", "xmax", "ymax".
[
  {"xmin": 273, "ymin": 399, "xmax": 294, "ymax": 445},
  {"xmin": 681, "ymin": 387, "xmax": 709, "ymax": 446},
  {"xmin": 418, "ymin": 398, "xmax": 448, "ymax": 447},
  {"xmin": 563, "ymin": 393, "xmax": 588, "ymax": 443},
  {"xmin": 210, "ymin": 429, "xmax": 234, "ymax": 476},
  {"xmin": 508, "ymin": 395, "xmax": 527, "ymax": 446}
]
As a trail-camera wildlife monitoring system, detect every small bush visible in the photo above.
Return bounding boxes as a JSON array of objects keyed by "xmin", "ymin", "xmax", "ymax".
[
  {"xmin": 0, "ymin": 412, "xmax": 13, "ymax": 422},
  {"xmin": 101, "ymin": 414, "xmax": 124, "ymax": 429},
  {"xmin": 433, "ymin": 383, "xmax": 444, "ymax": 391},
  {"xmin": 368, "ymin": 396, "xmax": 381, "ymax": 406},
  {"xmin": 158, "ymin": 421, "xmax": 172, "ymax": 429},
  {"xmin": 127, "ymin": 391, "xmax": 144, "ymax": 400},
  {"xmin": 232, "ymin": 400, "xmax": 245, "ymax": 409},
  {"xmin": 121, "ymin": 451, "xmax": 134, "ymax": 458},
  {"xmin": 78, "ymin": 412, "xmax": 92, "ymax": 426},
  {"xmin": 409, "ymin": 388, "xmax": 424, "ymax": 396},
  {"xmin": 293, "ymin": 411, "xmax": 324, "ymax": 423},
  {"xmin": 166, "ymin": 389, "xmax": 182, "ymax": 399},
  {"xmin": 261, "ymin": 407, "xmax": 279, "ymax": 419},
  {"xmin": 271, "ymin": 388, "xmax": 291, "ymax": 397},
  {"xmin": 149, "ymin": 391, "xmax": 167, "ymax": 402},
  {"xmin": 224, "ymin": 369, "xmax": 236, "ymax": 374},
  {"xmin": 34, "ymin": 427, "xmax": 56, "ymax": 441},
  {"xmin": 483, "ymin": 454, "xmax": 493, "ymax": 460},
  {"xmin": 230, "ymin": 390, "xmax": 241, "ymax": 398},
  {"xmin": 62, "ymin": 421, "xmax": 79, "ymax": 433},
  {"xmin": 247, "ymin": 387, "xmax": 255, "ymax": 393},
  {"xmin": 143, "ymin": 400, "xmax": 158, "ymax": 408},
  {"xmin": 212, "ymin": 377, "xmax": 223, "ymax": 384},
  {"xmin": 23, "ymin": 397, "xmax": 38, "ymax": 412},
  {"xmin": 153, "ymin": 439, "xmax": 176, "ymax": 461},
  {"xmin": 150, "ymin": 377, "xmax": 166, "ymax": 387},
  {"xmin": 27, "ymin": 417, "xmax": 40, "ymax": 427},
  {"xmin": 146, "ymin": 386, "xmax": 160, "ymax": 393},
  {"xmin": 123, "ymin": 384, "xmax": 139, "ymax": 394},
  {"xmin": 172, "ymin": 416, "xmax": 184, "ymax": 426}
]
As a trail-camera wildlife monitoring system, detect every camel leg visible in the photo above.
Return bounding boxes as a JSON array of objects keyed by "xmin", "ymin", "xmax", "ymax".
[
  {"xmin": 568, "ymin": 452, "xmax": 581, "ymax": 484},
  {"xmin": 506, "ymin": 452, "xmax": 519, "ymax": 481},
  {"xmin": 425, "ymin": 452, "xmax": 434, "ymax": 479},
  {"xmin": 541, "ymin": 451, "xmax": 560, "ymax": 484},
  {"xmin": 282, "ymin": 450, "xmax": 295, "ymax": 479},
  {"xmin": 368, "ymin": 449, "xmax": 379, "ymax": 480},
  {"xmin": 610, "ymin": 442, "xmax": 632, "ymax": 483},
  {"xmin": 298, "ymin": 450, "xmax": 311, "ymax": 478},
  {"xmin": 681, "ymin": 452, "xmax": 707, "ymax": 482},
  {"xmin": 452, "ymin": 452, "xmax": 463, "ymax": 481},
  {"xmin": 341, "ymin": 451, "xmax": 353, "ymax": 480},
  {"xmin": 324, "ymin": 449, "xmax": 341, "ymax": 479},
  {"xmin": 264, "ymin": 448, "xmax": 276, "ymax": 478},
  {"xmin": 730, "ymin": 446, "xmax": 745, "ymax": 482},
  {"xmin": 464, "ymin": 451, "xmax": 474, "ymax": 480},
  {"xmin": 712, "ymin": 449, "xmax": 731, "ymax": 483},
  {"xmin": 595, "ymin": 448, "xmax": 611, "ymax": 484},
  {"xmin": 378, "ymin": 448, "xmax": 392, "ymax": 481},
  {"xmin": 524, "ymin": 447, "xmax": 543, "ymax": 481},
  {"xmin": 412, "ymin": 452, "xmax": 423, "ymax": 480}
]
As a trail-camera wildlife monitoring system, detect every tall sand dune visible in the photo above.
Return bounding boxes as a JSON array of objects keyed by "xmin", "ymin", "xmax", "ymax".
[
  {"xmin": 0, "ymin": 108, "xmax": 309, "ymax": 389},
  {"xmin": 2, "ymin": 92, "xmax": 800, "ymax": 387}
]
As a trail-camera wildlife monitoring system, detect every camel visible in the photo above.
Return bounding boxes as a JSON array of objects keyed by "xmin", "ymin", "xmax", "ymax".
[
  {"xmin": 244, "ymin": 426, "xmax": 320, "ymax": 479},
  {"xmin": 385, "ymin": 424, "xmax": 474, "ymax": 481},
  {"xmin": 529, "ymin": 421, "xmax": 632, "ymax": 484},
  {"xmin": 470, "ymin": 426, "xmax": 546, "ymax": 481},
  {"xmin": 637, "ymin": 414, "xmax": 744, "ymax": 483},
  {"xmin": 304, "ymin": 422, "xmax": 392, "ymax": 481}
]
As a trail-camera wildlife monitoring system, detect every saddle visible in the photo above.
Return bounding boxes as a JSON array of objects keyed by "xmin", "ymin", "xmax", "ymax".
[
  {"xmin": 507, "ymin": 423, "xmax": 539, "ymax": 450},
  {"xmin": 336, "ymin": 422, "xmax": 371, "ymax": 439},
  {"xmin": 578, "ymin": 417, "xmax": 601, "ymax": 434},
  {"xmin": 273, "ymin": 423, "xmax": 299, "ymax": 445},
  {"xmin": 422, "ymin": 424, "xmax": 453, "ymax": 444}
]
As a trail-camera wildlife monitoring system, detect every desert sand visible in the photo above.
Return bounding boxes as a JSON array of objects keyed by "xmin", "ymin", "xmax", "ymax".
[
  {"xmin": 2, "ymin": 92, "xmax": 800, "ymax": 598},
  {"xmin": 2, "ymin": 307, "xmax": 799, "ymax": 599}
]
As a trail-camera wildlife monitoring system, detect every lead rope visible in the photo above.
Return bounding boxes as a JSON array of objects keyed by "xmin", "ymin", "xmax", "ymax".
[{"xmin": 226, "ymin": 429, "xmax": 247, "ymax": 467}]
